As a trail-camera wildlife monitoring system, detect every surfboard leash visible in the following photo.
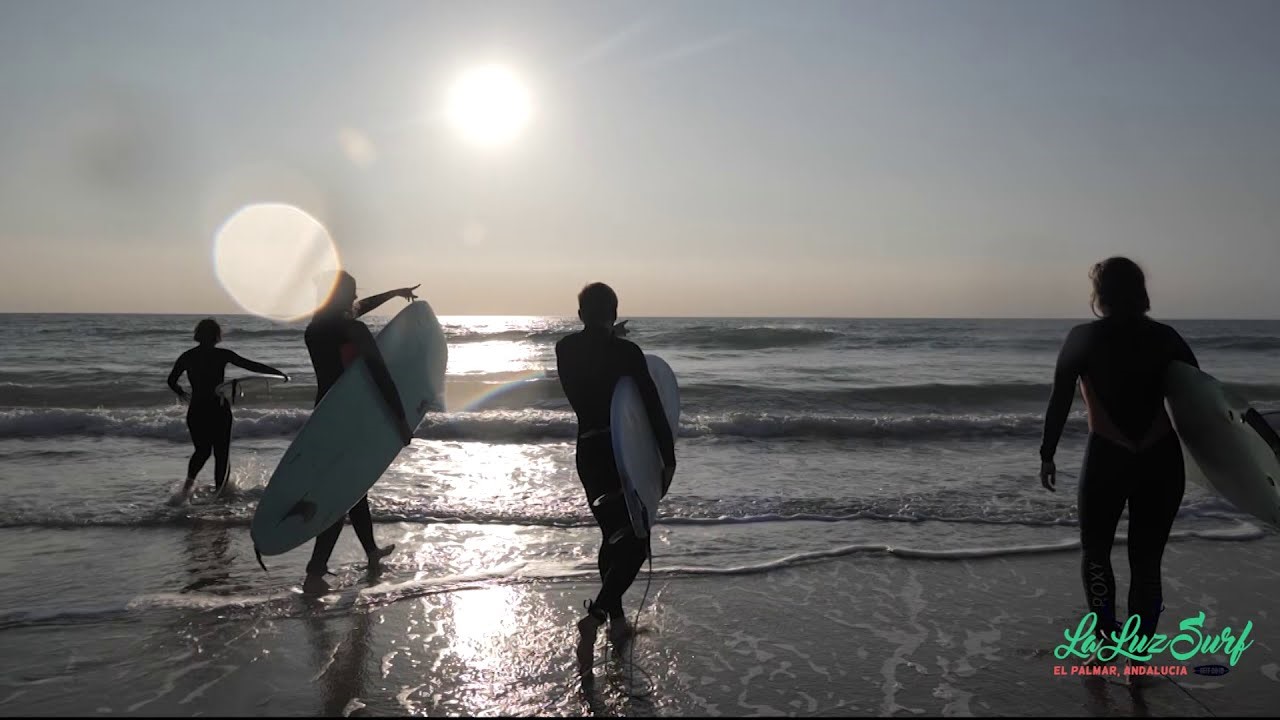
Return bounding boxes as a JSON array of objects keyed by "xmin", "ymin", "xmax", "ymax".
[
  {"xmin": 629, "ymin": 535, "xmax": 656, "ymax": 698},
  {"xmin": 596, "ymin": 533, "xmax": 656, "ymax": 700},
  {"xmin": 587, "ymin": 544, "xmax": 656, "ymax": 699},
  {"xmin": 1161, "ymin": 673, "xmax": 1217, "ymax": 717}
]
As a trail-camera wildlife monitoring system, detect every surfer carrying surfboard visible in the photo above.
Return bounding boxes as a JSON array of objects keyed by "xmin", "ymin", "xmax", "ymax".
[
  {"xmin": 1038, "ymin": 257, "xmax": 1199, "ymax": 663},
  {"xmin": 167, "ymin": 318, "xmax": 288, "ymax": 499},
  {"xmin": 301, "ymin": 270, "xmax": 417, "ymax": 594},
  {"xmin": 555, "ymin": 283, "xmax": 677, "ymax": 669}
]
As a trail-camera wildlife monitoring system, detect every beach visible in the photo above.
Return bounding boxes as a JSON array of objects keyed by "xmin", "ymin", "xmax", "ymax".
[
  {"xmin": 2, "ymin": 314, "xmax": 1279, "ymax": 716},
  {"xmin": 2, "ymin": 524, "xmax": 1277, "ymax": 717}
]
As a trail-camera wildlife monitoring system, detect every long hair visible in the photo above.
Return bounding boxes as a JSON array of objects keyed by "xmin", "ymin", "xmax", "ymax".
[{"xmin": 1089, "ymin": 257, "xmax": 1150, "ymax": 319}]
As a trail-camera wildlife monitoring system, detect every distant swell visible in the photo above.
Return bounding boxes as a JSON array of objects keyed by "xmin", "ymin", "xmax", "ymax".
[
  {"xmin": 648, "ymin": 326, "xmax": 842, "ymax": 350},
  {"xmin": 1192, "ymin": 335, "xmax": 1280, "ymax": 352},
  {"xmin": 0, "ymin": 406, "xmax": 1090, "ymax": 442}
]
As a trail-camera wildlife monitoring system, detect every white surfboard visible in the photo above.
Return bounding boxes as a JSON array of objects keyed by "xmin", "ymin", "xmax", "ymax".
[
  {"xmin": 215, "ymin": 375, "xmax": 286, "ymax": 406},
  {"xmin": 251, "ymin": 301, "xmax": 448, "ymax": 557},
  {"xmin": 1165, "ymin": 361, "xmax": 1280, "ymax": 528},
  {"xmin": 610, "ymin": 354, "xmax": 679, "ymax": 539}
]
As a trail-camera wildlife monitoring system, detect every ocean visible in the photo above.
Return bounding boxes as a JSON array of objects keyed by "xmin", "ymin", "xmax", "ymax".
[{"xmin": 2, "ymin": 314, "xmax": 1278, "ymax": 716}]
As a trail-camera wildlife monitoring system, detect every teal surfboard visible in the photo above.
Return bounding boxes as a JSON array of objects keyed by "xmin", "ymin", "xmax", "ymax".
[
  {"xmin": 251, "ymin": 301, "xmax": 447, "ymax": 557},
  {"xmin": 610, "ymin": 354, "xmax": 679, "ymax": 539},
  {"xmin": 1166, "ymin": 361, "xmax": 1280, "ymax": 528}
]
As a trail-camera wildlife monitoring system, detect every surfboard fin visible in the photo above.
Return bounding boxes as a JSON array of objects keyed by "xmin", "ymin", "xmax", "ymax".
[
  {"xmin": 254, "ymin": 544, "xmax": 269, "ymax": 573},
  {"xmin": 282, "ymin": 499, "xmax": 317, "ymax": 524}
]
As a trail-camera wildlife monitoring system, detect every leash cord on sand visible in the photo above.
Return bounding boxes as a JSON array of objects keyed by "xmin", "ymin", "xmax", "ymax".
[
  {"xmin": 1162, "ymin": 674, "xmax": 1216, "ymax": 718},
  {"xmin": 593, "ymin": 535, "xmax": 656, "ymax": 699}
]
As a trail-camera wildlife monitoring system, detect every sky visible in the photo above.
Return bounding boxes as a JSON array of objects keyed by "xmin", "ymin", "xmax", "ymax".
[{"xmin": 1, "ymin": 0, "xmax": 1278, "ymax": 318}]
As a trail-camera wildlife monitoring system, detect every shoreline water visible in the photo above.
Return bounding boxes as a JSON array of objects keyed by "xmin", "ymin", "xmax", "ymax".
[
  {"xmin": 2, "ymin": 315, "xmax": 1279, "ymax": 715},
  {"xmin": 1, "ymin": 527, "xmax": 1276, "ymax": 717}
]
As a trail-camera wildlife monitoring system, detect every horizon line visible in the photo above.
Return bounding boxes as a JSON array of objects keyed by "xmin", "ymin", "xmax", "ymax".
[{"xmin": 1, "ymin": 312, "xmax": 1278, "ymax": 322}]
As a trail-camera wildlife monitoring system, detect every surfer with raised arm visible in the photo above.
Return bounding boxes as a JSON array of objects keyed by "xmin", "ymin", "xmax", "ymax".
[
  {"xmin": 302, "ymin": 270, "xmax": 417, "ymax": 595},
  {"xmin": 167, "ymin": 318, "xmax": 288, "ymax": 502},
  {"xmin": 1039, "ymin": 257, "xmax": 1198, "ymax": 676},
  {"xmin": 555, "ymin": 282, "xmax": 676, "ymax": 672}
]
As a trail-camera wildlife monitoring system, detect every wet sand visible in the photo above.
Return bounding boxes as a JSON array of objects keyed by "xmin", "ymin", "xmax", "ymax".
[{"xmin": 1, "ymin": 528, "xmax": 1277, "ymax": 716}]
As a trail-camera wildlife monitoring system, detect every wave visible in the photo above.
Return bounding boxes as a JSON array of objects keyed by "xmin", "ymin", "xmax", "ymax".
[
  {"xmin": 683, "ymin": 381, "xmax": 1055, "ymax": 410},
  {"xmin": 0, "ymin": 406, "xmax": 1089, "ymax": 442},
  {"xmin": 444, "ymin": 328, "xmax": 568, "ymax": 344},
  {"xmin": 646, "ymin": 326, "xmax": 842, "ymax": 350},
  {"xmin": 1190, "ymin": 335, "xmax": 1280, "ymax": 352},
  {"xmin": 417, "ymin": 410, "xmax": 1089, "ymax": 443},
  {"xmin": 0, "ymin": 490, "xmax": 1252, "ymax": 531},
  {"xmin": 31, "ymin": 326, "xmax": 309, "ymax": 341},
  {"xmin": 0, "ymin": 381, "xmax": 318, "ymax": 410},
  {"xmin": 0, "ymin": 407, "xmax": 310, "ymax": 441},
  {"xmin": 11, "ymin": 374, "xmax": 1280, "ymax": 416}
]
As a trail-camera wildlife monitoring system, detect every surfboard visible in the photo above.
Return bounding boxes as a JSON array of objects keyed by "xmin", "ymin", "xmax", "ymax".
[
  {"xmin": 1165, "ymin": 361, "xmax": 1280, "ymax": 528},
  {"xmin": 215, "ymin": 375, "xmax": 286, "ymax": 406},
  {"xmin": 610, "ymin": 354, "xmax": 679, "ymax": 539},
  {"xmin": 251, "ymin": 300, "xmax": 448, "ymax": 557}
]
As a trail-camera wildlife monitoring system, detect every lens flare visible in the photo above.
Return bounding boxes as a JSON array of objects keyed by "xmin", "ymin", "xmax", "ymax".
[{"xmin": 213, "ymin": 203, "xmax": 341, "ymax": 321}]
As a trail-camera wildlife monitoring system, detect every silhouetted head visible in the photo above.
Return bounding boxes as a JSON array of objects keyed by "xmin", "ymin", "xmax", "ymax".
[
  {"xmin": 317, "ymin": 270, "xmax": 358, "ymax": 317},
  {"xmin": 577, "ymin": 282, "xmax": 618, "ymax": 328},
  {"xmin": 193, "ymin": 318, "xmax": 222, "ymax": 345},
  {"xmin": 1089, "ymin": 257, "xmax": 1150, "ymax": 319}
]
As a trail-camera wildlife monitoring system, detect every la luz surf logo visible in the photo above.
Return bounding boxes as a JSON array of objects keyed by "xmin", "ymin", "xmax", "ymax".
[{"xmin": 1053, "ymin": 611, "xmax": 1254, "ymax": 675}]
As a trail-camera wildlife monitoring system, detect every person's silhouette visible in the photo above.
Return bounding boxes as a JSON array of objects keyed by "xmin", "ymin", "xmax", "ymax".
[
  {"xmin": 301, "ymin": 271, "xmax": 418, "ymax": 595},
  {"xmin": 167, "ymin": 318, "xmax": 287, "ymax": 501},
  {"xmin": 555, "ymin": 283, "xmax": 676, "ymax": 674},
  {"xmin": 1039, "ymin": 257, "xmax": 1198, "ymax": 675}
]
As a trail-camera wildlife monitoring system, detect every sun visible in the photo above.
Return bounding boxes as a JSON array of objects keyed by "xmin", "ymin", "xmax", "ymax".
[{"xmin": 445, "ymin": 64, "xmax": 532, "ymax": 148}]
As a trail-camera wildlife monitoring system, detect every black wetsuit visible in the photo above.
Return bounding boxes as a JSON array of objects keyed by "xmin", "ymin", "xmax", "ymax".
[
  {"xmin": 168, "ymin": 347, "xmax": 245, "ymax": 490},
  {"xmin": 1040, "ymin": 316, "xmax": 1198, "ymax": 639},
  {"xmin": 556, "ymin": 326, "xmax": 676, "ymax": 620},
  {"xmin": 304, "ymin": 314, "xmax": 381, "ymax": 576}
]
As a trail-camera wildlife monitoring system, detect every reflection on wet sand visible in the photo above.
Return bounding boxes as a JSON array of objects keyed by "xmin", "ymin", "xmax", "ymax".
[
  {"xmin": 180, "ymin": 521, "xmax": 231, "ymax": 593},
  {"xmin": 306, "ymin": 604, "xmax": 376, "ymax": 717}
]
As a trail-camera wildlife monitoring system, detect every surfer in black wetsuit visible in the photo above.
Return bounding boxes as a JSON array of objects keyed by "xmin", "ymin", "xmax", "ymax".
[
  {"xmin": 555, "ymin": 282, "xmax": 676, "ymax": 671},
  {"xmin": 302, "ymin": 271, "xmax": 418, "ymax": 595},
  {"xmin": 167, "ymin": 318, "xmax": 287, "ymax": 498},
  {"xmin": 1039, "ymin": 257, "xmax": 1198, "ymax": 654}
]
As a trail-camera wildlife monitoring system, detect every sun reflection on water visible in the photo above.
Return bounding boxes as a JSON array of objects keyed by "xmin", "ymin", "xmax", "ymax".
[{"xmin": 433, "ymin": 316, "xmax": 572, "ymax": 412}]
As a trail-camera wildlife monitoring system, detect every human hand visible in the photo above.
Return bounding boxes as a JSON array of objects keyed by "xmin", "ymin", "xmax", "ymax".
[
  {"xmin": 176, "ymin": 389, "xmax": 190, "ymax": 403},
  {"xmin": 397, "ymin": 284, "xmax": 420, "ymax": 301},
  {"xmin": 1040, "ymin": 460, "xmax": 1056, "ymax": 492}
]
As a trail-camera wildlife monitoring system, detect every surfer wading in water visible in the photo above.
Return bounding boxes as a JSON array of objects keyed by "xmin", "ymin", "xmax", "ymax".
[
  {"xmin": 167, "ymin": 318, "xmax": 288, "ymax": 502},
  {"xmin": 555, "ymin": 282, "xmax": 676, "ymax": 672},
  {"xmin": 1039, "ymin": 257, "xmax": 1198, "ymax": 675},
  {"xmin": 302, "ymin": 270, "xmax": 418, "ymax": 595}
]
